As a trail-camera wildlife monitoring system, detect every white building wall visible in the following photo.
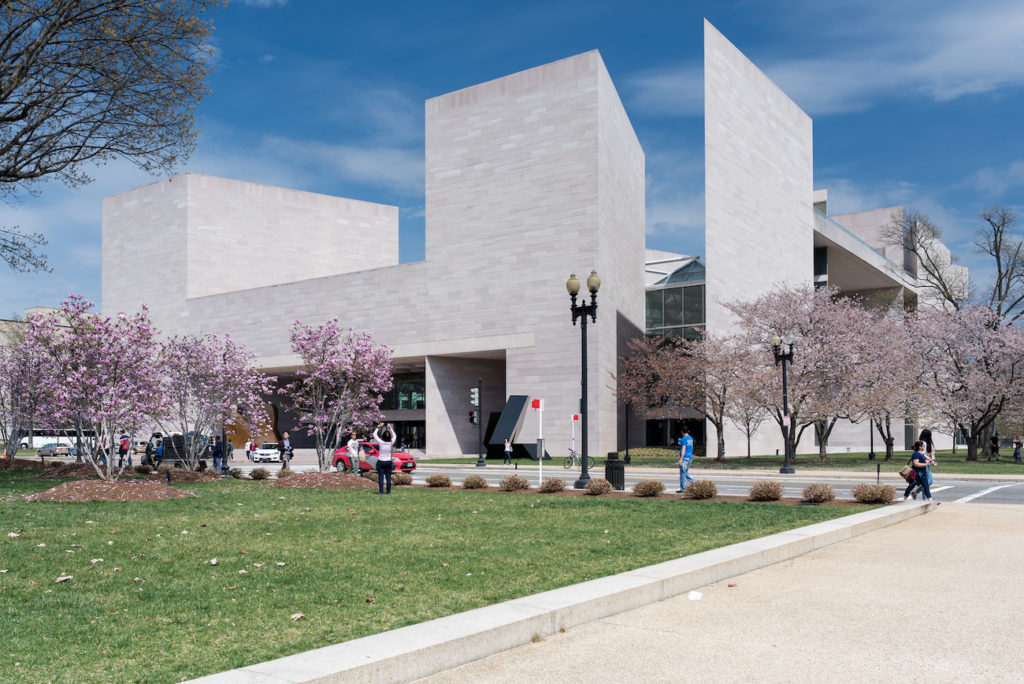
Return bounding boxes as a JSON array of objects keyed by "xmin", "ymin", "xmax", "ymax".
[
  {"xmin": 183, "ymin": 174, "xmax": 398, "ymax": 299},
  {"xmin": 703, "ymin": 20, "xmax": 815, "ymax": 457}
]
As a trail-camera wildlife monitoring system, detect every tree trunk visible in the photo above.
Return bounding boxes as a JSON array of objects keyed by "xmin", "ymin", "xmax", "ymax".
[
  {"xmin": 746, "ymin": 430, "xmax": 751, "ymax": 458},
  {"xmin": 965, "ymin": 435, "xmax": 979, "ymax": 461}
]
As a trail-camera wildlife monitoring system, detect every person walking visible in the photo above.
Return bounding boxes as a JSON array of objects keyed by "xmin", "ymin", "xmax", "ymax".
[
  {"xmin": 245, "ymin": 438, "xmax": 255, "ymax": 461},
  {"xmin": 918, "ymin": 428, "xmax": 935, "ymax": 463},
  {"xmin": 1013, "ymin": 437, "xmax": 1022, "ymax": 463},
  {"xmin": 211, "ymin": 436, "xmax": 224, "ymax": 472},
  {"xmin": 677, "ymin": 427, "xmax": 695, "ymax": 493},
  {"xmin": 118, "ymin": 434, "xmax": 131, "ymax": 468},
  {"xmin": 990, "ymin": 433, "xmax": 1001, "ymax": 460},
  {"xmin": 904, "ymin": 440, "xmax": 934, "ymax": 501},
  {"xmin": 277, "ymin": 432, "xmax": 293, "ymax": 468},
  {"xmin": 345, "ymin": 431, "xmax": 361, "ymax": 473},
  {"xmin": 503, "ymin": 438, "xmax": 513, "ymax": 464},
  {"xmin": 373, "ymin": 422, "xmax": 395, "ymax": 495}
]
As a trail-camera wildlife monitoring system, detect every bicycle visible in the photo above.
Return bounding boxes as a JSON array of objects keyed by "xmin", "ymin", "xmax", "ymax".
[{"xmin": 564, "ymin": 449, "xmax": 595, "ymax": 469}]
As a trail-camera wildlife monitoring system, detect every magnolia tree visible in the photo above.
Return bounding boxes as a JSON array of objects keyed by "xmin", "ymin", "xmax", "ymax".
[
  {"xmin": 22, "ymin": 295, "xmax": 164, "ymax": 480},
  {"xmin": 727, "ymin": 285, "xmax": 870, "ymax": 462},
  {"xmin": 156, "ymin": 334, "xmax": 275, "ymax": 470},
  {"xmin": 0, "ymin": 340, "xmax": 45, "ymax": 458},
  {"xmin": 618, "ymin": 333, "xmax": 755, "ymax": 460},
  {"xmin": 285, "ymin": 320, "xmax": 393, "ymax": 472},
  {"xmin": 915, "ymin": 305, "xmax": 1024, "ymax": 460}
]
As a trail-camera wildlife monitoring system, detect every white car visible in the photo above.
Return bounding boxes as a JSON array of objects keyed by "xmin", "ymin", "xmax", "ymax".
[{"xmin": 252, "ymin": 442, "xmax": 281, "ymax": 463}]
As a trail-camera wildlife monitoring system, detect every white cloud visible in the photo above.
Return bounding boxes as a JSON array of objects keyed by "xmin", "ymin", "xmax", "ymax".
[
  {"xmin": 629, "ymin": 0, "xmax": 1024, "ymax": 117},
  {"xmin": 970, "ymin": 160, "xmax": 1024, "ymax": 197},
  {"xmin": 235, "ymin": 0, "xmax": 288, "ymax": 7}
]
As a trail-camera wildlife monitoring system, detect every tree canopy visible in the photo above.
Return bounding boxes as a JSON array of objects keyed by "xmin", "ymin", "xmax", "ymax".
[{"xmin": 0, "ymin": 0, "xmax": 220, "ymax": 271}]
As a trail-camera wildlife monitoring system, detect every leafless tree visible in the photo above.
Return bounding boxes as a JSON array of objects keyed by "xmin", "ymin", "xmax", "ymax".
[
  {"xmin": 0, "ymin": 0, "xmax": 220, "ymax": 271},
  {"xmin": 883, "ymin": 207, "xmax": 1024, "ymax": 325}
]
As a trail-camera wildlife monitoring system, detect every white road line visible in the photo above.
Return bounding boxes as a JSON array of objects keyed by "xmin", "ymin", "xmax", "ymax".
[
  {"xmin": 930, "ymin": 486, "xmax": 953, "ymax": 493},
  {"xmin": 954, "ymin": 483, "xmax": 1020, "ymax": 504}
]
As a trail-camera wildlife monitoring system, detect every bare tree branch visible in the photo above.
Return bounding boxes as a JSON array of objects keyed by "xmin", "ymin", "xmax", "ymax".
[{"xmin": 0, "ymin": 0, "xmax": 220, "ymax": 271}]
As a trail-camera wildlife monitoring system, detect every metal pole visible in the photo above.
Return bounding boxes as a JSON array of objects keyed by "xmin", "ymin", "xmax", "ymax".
[
  {"xmin": 475, "ymin": 377, "xmax": 485, "ymax": 467},
  {"xmin": 575, "ymin": 313, "xmax": 591, "ymax": 488},
  {"xmin": 868, "ymin": 421, "xmax": 876, "ymax": 460},
  {"xmin": 780, "ymin": 352, "xmax": 795, "ymax": 474}
]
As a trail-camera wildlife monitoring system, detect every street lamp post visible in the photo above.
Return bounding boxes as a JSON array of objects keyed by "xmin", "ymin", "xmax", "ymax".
[
  {"xmin": 567, "ymin": 271, "xmax": 600, "ymax": 489},
  {"xmin": 771, "ymin": 333, "xmax": 796, "ymax": 475}
]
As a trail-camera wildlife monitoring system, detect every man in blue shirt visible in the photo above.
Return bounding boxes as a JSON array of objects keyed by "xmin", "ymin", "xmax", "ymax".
[{"xmin": 677, "ymin": 427, "xmax": 695, "ymax": 492}]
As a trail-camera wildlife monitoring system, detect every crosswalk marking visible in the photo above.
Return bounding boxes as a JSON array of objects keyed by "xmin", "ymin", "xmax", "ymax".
[{"xmin": 954, "ymin": 483, "xmax": 1020, "ymax": 503}]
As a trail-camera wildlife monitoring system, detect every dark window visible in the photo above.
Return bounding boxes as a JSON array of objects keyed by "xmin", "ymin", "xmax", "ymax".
[
  {"xmin": 814, "ymin": 247, "xmax": 828, "ymax": 277},
  {"xmin": 683, "ymin": 285, "xmax": 704, "ymax": 326},
  {"xmin": 663, "ymin": 288, "xmax": 683, "ymax": 326},
  {"xmin": 645, "ymin": 290, "xmax": 663, "ymax": 329}
]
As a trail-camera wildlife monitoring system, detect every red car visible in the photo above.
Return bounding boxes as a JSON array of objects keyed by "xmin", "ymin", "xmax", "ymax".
[{"xmin": 333, "ymin": 441, "xmax": 417, "ymax": 473}]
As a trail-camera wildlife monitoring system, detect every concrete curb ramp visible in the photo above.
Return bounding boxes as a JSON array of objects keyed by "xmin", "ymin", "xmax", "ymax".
[{"xmin": 191, "ymin": 501, "xmax": 935, "ymax": 684}]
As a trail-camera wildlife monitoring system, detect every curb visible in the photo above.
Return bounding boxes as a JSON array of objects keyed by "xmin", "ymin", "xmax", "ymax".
[{"xmin": 189, "ymin": 501, "xmax": 935, "ymax": 683}]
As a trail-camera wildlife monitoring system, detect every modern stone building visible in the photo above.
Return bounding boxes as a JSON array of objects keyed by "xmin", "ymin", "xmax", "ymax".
[
  {"xmin": 102, "ymin": 21, "xmax": 962, "ymax": 458},
  {"xmin": 103, "ymin": 51, "xmax": 645, "ymax": 458}
]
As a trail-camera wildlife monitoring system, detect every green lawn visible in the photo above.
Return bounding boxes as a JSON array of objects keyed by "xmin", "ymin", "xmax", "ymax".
[
  {"xmin": 1, "ymin": 470, "xmax": 862, "ymax": 682},
  {"xmin": 431, "ymin": 447, "xmax": 1024, "ymax": 475}
]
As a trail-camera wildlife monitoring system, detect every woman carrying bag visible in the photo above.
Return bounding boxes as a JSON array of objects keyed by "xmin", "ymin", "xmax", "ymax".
[{"xmin": 903, "ymin": 440, "xmax": 934, "ymax": 501}]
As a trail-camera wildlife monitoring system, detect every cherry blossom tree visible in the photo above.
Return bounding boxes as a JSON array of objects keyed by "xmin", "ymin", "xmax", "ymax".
[
  {"xmin": 285, "ymin": 319, "xmax": 393, "ymax": 472},
  {"xmin": 724, "ymin": 366, "xmax": 770, "ymax": 458},
  {"xmin": 618, "ymin": 333, "xmax": 754, "ymax": 460},
  {"xmin": 156, "ymin": 334, "xmax": 274, "ymax": 470},
  {"xmin": 845, "ymin": 308, "xmax": 923, "ymax": 461},
  {"xmin": 914, "ymin": 305, "xmax": 1024, "ymax": 460},
  {"xmin": 22, "ymin": 295, "xmax": 164, "ymax": 480},
  {"xmin": 727, "ymin": 285, "xmax": 869, "ymax": 462}
]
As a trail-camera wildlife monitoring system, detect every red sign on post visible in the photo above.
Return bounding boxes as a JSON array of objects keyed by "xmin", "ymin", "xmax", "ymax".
[
  {"xmin": 572, "ymin": 414, "xmax": 579, "ymax": 421},
  {"xmin": 531, "ymin": 399, "xmax": 542, "ymax": 410}
]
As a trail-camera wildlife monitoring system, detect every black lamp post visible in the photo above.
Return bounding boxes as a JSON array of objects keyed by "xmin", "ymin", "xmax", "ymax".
[
  {"xmin": 868, "ymin": 421, "xmax": 876, "ymax": 460},
  {"xmin": 567, "ymin": 271, "xmax": 600, "ymax": 488},
  {"xmin": 771, "ymin": 333, "xmax": 796, "ymax": 475}
]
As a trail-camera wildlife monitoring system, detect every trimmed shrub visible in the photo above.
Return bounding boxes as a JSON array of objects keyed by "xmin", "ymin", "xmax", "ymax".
[
  {"xmin": 584, "ymin": 478, "xmax": 613, "ymax": 496},
  {"xmin": 275, "ymin": 468, "xmax": 295, "ymax": 478},
  {"xmin": 749, "ymin": 480, "xmax": 783, "ymax": 501},
  {"xmin": 425, "ymin": 474, "xmax": 451, "ymax": 488},
  {"xmin": 499, "ymin": 474, "xmax": 530, "ymax": 492},
  {"xmin": 133, "ymin": 464, "xmax": 153, "ymax": 475},
  {"xmin": 228, "ymin": 468, "xmax": 243, "ymax": 479},
  {"xmin": 392, "ymin": 472, "xmax": 413, "ymax": 486},
  {"xmin": 156, "ymin": 464, "xmax": 176, "ymax": 476},
  {"xmin": 462, "ymin": 474, "xmax": 489, "ymax": 490},
  {"xmin": 852, "ymin": 483, "xmax": 894, "ymax": 504},
  {"xmin": 538, "ymin": 477, "xmax": 566, "ymax": 493},
  {"xmin": 685, "ymin": 480, "xmax": 717, "ymax": 499},
  {"xmin": 250, "ymin": 467, "xmax": 270, "ymax": 481},
  {"xmin": 365, "ymin": 471, "xmax": 379, "ymax": 482},
  {"xmin": 633, "ymin": 479, "xmax": 665, "ymax": 497},
  {"xmin": 803, "ymin": 483, "xmax": 835, "ymax": 504}
]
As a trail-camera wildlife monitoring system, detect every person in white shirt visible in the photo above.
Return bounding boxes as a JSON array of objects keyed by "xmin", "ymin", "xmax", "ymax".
[
  {"xmin": 373, "ymin": 422, "xmax": 396, "ymax": 494},
  {"xmin": 345, "ymin": 431, "xmax": 361, "ymax": 473}
]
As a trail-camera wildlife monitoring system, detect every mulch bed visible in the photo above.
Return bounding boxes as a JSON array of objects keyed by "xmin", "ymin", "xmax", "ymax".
[
  {"xmin": 40, "ymin": 463, "xmax": 107, "ymax": 478},
  {"xmin": 0, "ymin": 457, "xmax": 49, "ymax": 471},
  {"xmin": 26, "ymin": 479, "xmax": 196, "ymax": 502},
  {"xmin": 149, "ymin": 470, "xmax": 223, "ymax": 483},
  {"xmin": 272, "ymin": 472, "xmax": 377, "ymax": 489}
]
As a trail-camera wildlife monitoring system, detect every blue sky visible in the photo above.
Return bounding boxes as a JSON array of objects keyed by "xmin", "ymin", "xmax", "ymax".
[{"xmin": 2, "ymin": 0, "xmax": 1023, "ymax": 316}]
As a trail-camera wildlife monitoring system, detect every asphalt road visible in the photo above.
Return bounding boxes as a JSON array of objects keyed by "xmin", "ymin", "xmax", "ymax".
[{"xmin": 222, "ymin": 457, "xmax": 1024, "ymax": 505}]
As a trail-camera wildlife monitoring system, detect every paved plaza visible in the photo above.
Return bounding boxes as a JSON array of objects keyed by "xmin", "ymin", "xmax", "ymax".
[{"xmin": 425, "ymin": 503, "xmax": 1023, "ymax": 683}]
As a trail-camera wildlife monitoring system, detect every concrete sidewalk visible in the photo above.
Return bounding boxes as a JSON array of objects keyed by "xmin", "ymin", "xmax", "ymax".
[{"xmin": 426, "ymin": 503, "xmax": 1024, "ymax": 683}]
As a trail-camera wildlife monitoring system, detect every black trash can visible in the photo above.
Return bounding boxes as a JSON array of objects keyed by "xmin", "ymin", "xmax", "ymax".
[{"xmin": 604, "ymin": 451, "xmax": 625, "ymax": 491}]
